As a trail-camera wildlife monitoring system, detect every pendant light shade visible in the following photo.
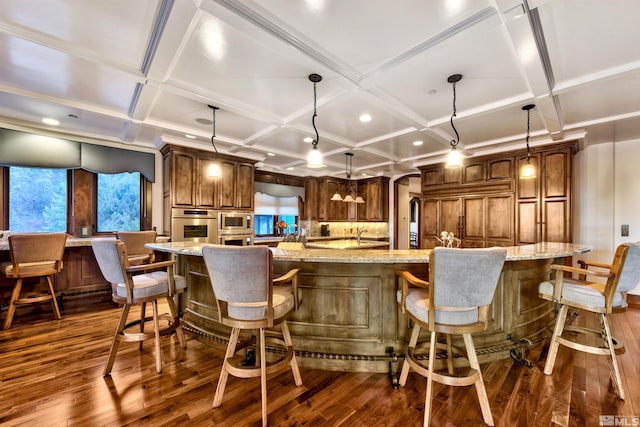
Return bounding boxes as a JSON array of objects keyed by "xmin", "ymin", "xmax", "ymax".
[
  {"xmin": 307, "ymin": 73, "xmax": 324, "ymax": 168},
  {"xmin": 520, "ymin": 104, "xmax": 536, "ymax": 179},
  {"xmin": 207, "ymin": 105, "xmax": 222, "ymax": 178},
  {"xmin": 446, "ymin": 74, "xmax": 463, "ymax": 168},
  {"xmin": 331, "ymin": 153, "xmax": 365, "ymax": 204}
]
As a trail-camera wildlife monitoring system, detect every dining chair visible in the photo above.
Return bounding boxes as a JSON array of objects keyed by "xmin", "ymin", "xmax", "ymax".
[
  {"xmin": 116, "ymin": 230, "xmax": 157, "ymax": 266},
  {"xmin": 539, "ymin": 242, "xmax": 640, "ymax": 400},
  {"xmin": 92, "ymin": 238, "xmax": 186, "ymax": 376},
  {"xmin": 1, "ymin": 232, "xmax": 67, "ymax": 329},
  {"xmin": 396, "ymin": 247, "xmax": 507, "ymax": 426},
  {"xmin": 202, "ymin": 245, "xmax": 302, "ymax": 427}
]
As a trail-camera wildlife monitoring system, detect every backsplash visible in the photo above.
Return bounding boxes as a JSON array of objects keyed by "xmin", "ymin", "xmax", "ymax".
[{"xmin": 302, "ymin": 221, "xmax": 389, "ymax": 238}]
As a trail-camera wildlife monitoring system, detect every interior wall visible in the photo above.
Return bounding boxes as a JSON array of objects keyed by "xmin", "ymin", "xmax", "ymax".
[{"xmin": 573, "ymin": 138, "xmax": 640, "ymax": 294}]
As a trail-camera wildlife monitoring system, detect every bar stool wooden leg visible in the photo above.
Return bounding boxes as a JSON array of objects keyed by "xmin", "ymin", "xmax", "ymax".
[
  {"xmin": 281, "ymin": 321, "xmax": 302, "ymax": 386},
  {"xmin": 260, "ymin": 327, "xmax": 268, "ymax": 427},
  {"xmin": 399, "ymin": 323, "xmax": 421, "ymax": 386},
  {"xmin": 3, "ymin": 278, "xmax": 23, "ymax": 330},
  {"xmin": 152, "ymin": 300, "xmax": 162, "ymax": 374},
  {"xmin": 213, "ymin": 327, "xmax": 240, "ymax": 408},
  {"xmin": 166, "ymin": 297, "xmax": 186, "ymax": 348},
  {"xmin": 544, "ymin": 304, "xmax": 568, "ymax": 375},
  {"xmin": 600, "ymin": 313, "xmax": 625, "ymax": 399},
  {"xmin": 464, "ymin": 333, "xmax": 493, "ymax": 426},
  {"xmin": 139, "ymin": 302, "xmax": 146, "ymax": 351},
  {"xmin": 424, "ymin": 330, "xmax": 438, "ymax": 427},
  {"xmin": 45, "ymin": 276, "xmax": 61, "ymax": 320},
  {"xmin": 104, "ymin": 304, "xmax": 131, "ymax": 376}
]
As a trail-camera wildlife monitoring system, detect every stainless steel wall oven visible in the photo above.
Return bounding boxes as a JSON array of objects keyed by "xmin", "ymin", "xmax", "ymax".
[{"xmin": 171, "ymin": 208, "xmax": 217, "ymax": 243}]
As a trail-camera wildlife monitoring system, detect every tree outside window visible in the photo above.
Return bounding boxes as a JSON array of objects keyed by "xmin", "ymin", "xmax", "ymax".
[
  {"xmin": 97, "ymin": 172, "xmax": 141, "ymax": 232},
  {"xmin": 9, "ymin": 167, "xmax": 67, "ymax": 232}
]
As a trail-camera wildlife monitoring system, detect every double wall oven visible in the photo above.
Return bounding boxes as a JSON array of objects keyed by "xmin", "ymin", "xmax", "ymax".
[{"xmin": 171, "ymin": 208, "xmax": 253, "ymax": 246}]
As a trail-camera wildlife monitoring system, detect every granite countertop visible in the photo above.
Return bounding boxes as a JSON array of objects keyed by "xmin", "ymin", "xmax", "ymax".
[
  {"xmin": 145, "ymin": 241, "xmax": 592, "ymax": 264},
  {"xmin": 254, "ymin": 235, "xmax": 390, "ymax": 244},
  {"xmin": 0, "ymin": 234, "xmax": 170, "ymax": 251}
]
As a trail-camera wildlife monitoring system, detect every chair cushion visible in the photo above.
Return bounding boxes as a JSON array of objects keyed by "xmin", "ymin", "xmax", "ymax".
[
  {"xmin": 397, "ymin": 288, "xmax": 478, "ymax": 326},
  {"xmin": 539, "ymin": 279, "xmax": 626, "ymax": 309},
  {"xmin": 116, "ymin": 271, "xmax": 186, "ymax": 299},
  {"xmin": 228, "ymin": 286, "xmax": 295, "ymax": 321},
  {"xmin": 1, "ymin": 260, "xmax": 59, "ymax": 277}
]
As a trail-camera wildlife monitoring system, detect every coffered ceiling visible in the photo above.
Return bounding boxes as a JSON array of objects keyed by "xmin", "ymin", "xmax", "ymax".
[{"xmin": 1, "ymin": 0, "xmax": 639, "ymax": 179}]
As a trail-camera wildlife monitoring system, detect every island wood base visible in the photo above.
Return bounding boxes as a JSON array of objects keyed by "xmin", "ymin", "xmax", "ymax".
[{"xmin": 178, "ymin": 254, "xmax": 557, "ymax": 372}]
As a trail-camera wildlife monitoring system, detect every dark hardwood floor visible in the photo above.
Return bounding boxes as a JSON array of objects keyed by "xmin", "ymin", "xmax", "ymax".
[{"xmin": 0, "ymin": 299, "xmax": 638, "ymax": 426}]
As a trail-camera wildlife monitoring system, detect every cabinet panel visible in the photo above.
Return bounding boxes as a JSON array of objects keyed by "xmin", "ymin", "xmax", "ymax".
[
  {"xmin": 304, "ymin": 178, "xmax": 319, "ymax": 221},
  {"xmin": 517, "ymin": 157, "xmax": 539, "ymax": 199},
  {"xmin": 543, "ymin": 200, "xmax": 569, "ymax": 242},
  {"xmin": 173, "ymin": 152, "xmax": 196, "ymax": 207},
  {"xmin": 197, "ymin": 157, "xmax": 216, "ymax": 208},
  {"xmin": 463, "ymin": 197, "xmax": 484, "ymax": 238},
  {"xmin": 217, "ymin": 160, "xmax": 237, "ymax": 209},
  {"xmin": 518, "ymin": 201, "xmax": 538, "ymax": 244},
  {"xmin": 544, "ymin": 151, "xmax": 569, "ymax": 198},
  {"xmin": 236, "ymin": 162, "xmax": 254, "ymax": 210},
  {"xmin": 463, "ymin": 163, "xmax": 484, "ymax": 183},
  {"xmin": 488, "ymin": 158, "xmax": 513, "ymax": 179},
  {"xmin": 487, "ymin": 195, "xmax": 513, "ymax": 240},
  {"xmin": 443, "ymin": 167, "xmax": 461, "ymax": 184},
  {"xmin": 440, "ymin": 198, "xmax": 461, "ymax": 235}
]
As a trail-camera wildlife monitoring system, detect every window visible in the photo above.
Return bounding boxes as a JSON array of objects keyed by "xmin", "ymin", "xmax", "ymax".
[
  {"xmin": 255, "ymin": 215, "xmax": 298, "ymax": 236},
  {"xmin": 9, "ymin": 167, "xmax": 68, "ymax": 232},
  {"xmin": 97, "ymin": 172, "xmax": 141, "ymax": 232}
]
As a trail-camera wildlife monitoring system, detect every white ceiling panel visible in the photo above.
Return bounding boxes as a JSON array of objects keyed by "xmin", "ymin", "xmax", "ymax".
[{"xmin": 0, "ymin": 0, "xmax": 638, "ymax": 179}]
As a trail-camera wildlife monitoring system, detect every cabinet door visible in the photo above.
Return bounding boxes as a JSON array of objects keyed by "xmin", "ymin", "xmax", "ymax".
[
  {"xmin": 305, "ymin": 178, "xmax": 319, "ymax": 221},
  {"xmin": 421, "ymin": 199, "xmax": 439, "ymax": 249},
  {"xmin": 236, "ymin": 162, "xmax": 254, "ymax": 210},
  {"xmin": 217, "ymin": 160, "xmax": 237, "ymax": 209},
  {"xmin": 440, "ymin": 198, "xmax": 462, "ymax": 237},
  {"xmin": 486, "ymin": 194, "xmax": 514, "ymax": 245},
  {"xmin": 197, "ymin": 157, "xmax": 217, "ymax": 208},
  {"xmin": 327, "ymin": 179, "xmax": 347, "ymax": 220},
  {"xmin": 365, "ymin": 179, "xmax": 383, "ymax": 220},
  {"xmin": 172, "ymin": 152, "xmax": 196, "ymax": 207}
]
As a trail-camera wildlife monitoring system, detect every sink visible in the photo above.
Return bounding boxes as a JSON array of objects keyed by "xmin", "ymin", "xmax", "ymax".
[{"xmin": 305, "ymin": 239, "xmax": 389, "ymax": 249}]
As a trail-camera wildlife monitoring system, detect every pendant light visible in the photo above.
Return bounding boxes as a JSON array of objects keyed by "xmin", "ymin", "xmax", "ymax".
[
  {"xmin": 207, "ymin": 104, "xmax": 221, "ymax": 178},
  {"xmin": 307, "ymin": 73, "xmax": 323, "ymax": 168},
  {"xmin": 446, "ymin": 74, "xmax": 463, "ymax": 167},
  {"xmin": 330, "ymin": 153, "xmax": 365, "ymax": 204},
  {"xmin": 520, "ymin": 104, "xmax": 536, "ymax": 179}
]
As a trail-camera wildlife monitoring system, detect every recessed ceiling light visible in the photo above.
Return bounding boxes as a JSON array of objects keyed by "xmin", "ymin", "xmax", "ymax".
[
  {"xmin": 42, "ymin": 118, "xmax": 59, "ymax": 126},
  {"xmin": 413, "ymin": 140, "xmax": 423, "ymax": 146},
  {"xmin": 185, "ymin": 134, "xmax": 196, "ymax": 139},
  {"xmin": 303, "ymin": 136, "xmax": 313, "ymax": 143},
  {"xmin": 267, "ymin": 152, "xmax": 275, "ymax": 156},
  {"xmin": 359, "ymin": 113, "xmax": 372, "ymax": 123},
  {"xmin": 287, "ymin": 167, "xmax": 294, "ymax": 171}
]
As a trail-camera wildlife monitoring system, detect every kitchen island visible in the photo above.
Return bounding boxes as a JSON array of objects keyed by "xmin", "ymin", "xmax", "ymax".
[{"xmin": 146, "ymin": 241, "xmax": 591, "ymax": 372}]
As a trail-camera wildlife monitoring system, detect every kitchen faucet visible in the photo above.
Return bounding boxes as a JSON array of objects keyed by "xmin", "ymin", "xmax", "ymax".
[{"xmin": 357, "ymin": 227, "xmax": 367, "ymax": 244}]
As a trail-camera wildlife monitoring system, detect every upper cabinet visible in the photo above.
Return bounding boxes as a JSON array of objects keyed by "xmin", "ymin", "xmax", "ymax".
[
  {"xmin": 304, "ymin": 176, "xmax": 389, "ymax": 222},
  {"xmin": 516, "ymin": 144, "xmax": 575, "ymax": 244},
  {"xmin": 161, "ymin": 145, "xmax": 255, "ymax": 212},
  {"xmin": 419, "ymin": 142, "xmax": 576, "ymax": 249}
]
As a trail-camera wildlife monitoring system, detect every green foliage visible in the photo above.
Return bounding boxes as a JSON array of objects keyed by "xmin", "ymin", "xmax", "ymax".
[
  {"xmin": 97, "ymin": 172, "xmax": 141, "ymax": 232},
  {"xmin": 9, "ymin": 167, "xmax": 67, "ymax": 232}
]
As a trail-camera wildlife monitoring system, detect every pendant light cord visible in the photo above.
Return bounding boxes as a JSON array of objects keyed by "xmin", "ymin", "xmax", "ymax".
[
  {"xmin": 526, "ymin": 107, "xmax": 531, "ymax": 162},
  {"xmin": 312, "ymin": 81, "xmax": 319, "ymax": 149},
  {"xmin": 450, "ymin": 82, "xmax": 459, "ymax": 147},
  {"xmin": 209, "ymin": 105, "xmax": 219, "ymax": 157}
]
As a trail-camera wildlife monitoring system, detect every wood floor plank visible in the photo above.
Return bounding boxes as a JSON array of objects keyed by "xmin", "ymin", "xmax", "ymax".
[{"xmin": 0, "ymin": 301, "xmax": 639, "ymax": 426}]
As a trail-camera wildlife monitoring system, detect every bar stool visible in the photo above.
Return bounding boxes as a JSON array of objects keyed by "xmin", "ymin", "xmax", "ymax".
[
  {"xmin": 1, "ymin": 232, "xmax": 67, "ymax": 329},
  {"xmin": 92, "ymin": 238, "xmax": 186, "ymax": 376},
  {"xmin": 116, "ymin": 230, "xmax": 156, "ymax": 266},
  {"xmin": 539, "ymin": 242, "xmax": 640, "ymax": 400},
  {"xmin": 396, "ymin": 247, "xmax": 507, "ymax": 426},
  {"xmin": 202, "ymin": 245, "xmax": 302, "ymax": 427}
]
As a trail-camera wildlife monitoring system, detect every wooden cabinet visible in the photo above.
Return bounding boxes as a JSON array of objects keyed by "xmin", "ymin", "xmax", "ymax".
[
  {"xmin": 419, "ymin": 142, "xmax": 576, "ymax": 249},
  {"xmin": 162, "ymin": 145, "xmax": 255, "ymax": 212},
  {"xmin": 516, "ymin": 144, "xmax": 574, "ymax": 244},
  {"xmin": 305, "ymin": 176, "xmax": 389, "ymax": 222},
  {"xmin": 357, "ymin": 177, "xmax": 389, "ymax": 221}
]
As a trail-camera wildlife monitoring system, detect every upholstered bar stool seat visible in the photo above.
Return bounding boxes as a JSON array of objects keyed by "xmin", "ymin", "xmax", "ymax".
[
  {"xmin": 202, "ymin": 245, "xmax": 302, "ymax": 427},
  {"xmin": 92, "ymin": 238, "xmax": 186, "ymax": 376},
  {"xmin": 396, "ymin": 247, "xmax": 507, "ymax": 426},
  {"xmin": 539, "ymin": 242, "xmax": 640, "ymax": 400},
  {"xmin": 1, "ymin": 232, "xmax": 67, "ymax": 329}
]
